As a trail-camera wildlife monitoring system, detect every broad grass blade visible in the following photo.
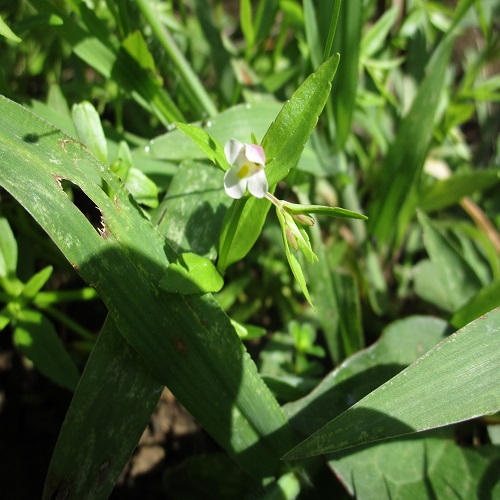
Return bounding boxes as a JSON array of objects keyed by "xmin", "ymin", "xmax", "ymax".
[
  {"xmin": 283, "ymin": 308, "xmax": 500, "ymax": 459},
  {"xmin": 0, "ymin": 96, "xmax": 295, "ymax": 483}
]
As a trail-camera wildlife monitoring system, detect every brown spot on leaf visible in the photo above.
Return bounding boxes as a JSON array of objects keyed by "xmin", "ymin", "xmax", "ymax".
[{"xmin": 173, "ymin": 337, "xmax": 187, "ymax": 354}]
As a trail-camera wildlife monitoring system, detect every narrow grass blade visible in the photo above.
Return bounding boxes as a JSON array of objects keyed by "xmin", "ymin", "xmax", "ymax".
[
  {"xmin": 331, "ymin": 0, "xmax": 362, "ymax": 150},
  {"xmin": 0, "ymin": 15, "xmax": 21, "ymax": 43},
  {"xmin": 136, "ymin": 0, "xmax": 217, "ymax": 117},
  {"xmin": 43, "ymin": 316, "xmax": 163, "ymax": 499},
  {"xmin": 418, "ymin": 169, "xmax": 500, "ymax": 212},
  {"xmin": 451, "ymin": 280, "xmax": 500, "ymax": 328},
  {"xmin": 369, "ymin": 0, "xmax": 475, "ymax": 245}
]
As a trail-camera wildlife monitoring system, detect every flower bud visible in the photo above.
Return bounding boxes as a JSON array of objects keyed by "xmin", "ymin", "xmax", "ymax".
[
  {"xmin": 286, "ymin": 228, "xmax": 298, "ymax": 251},
  {"xmin": 292, "ymin": 213, "xmax": 314, "ymax": 226}
]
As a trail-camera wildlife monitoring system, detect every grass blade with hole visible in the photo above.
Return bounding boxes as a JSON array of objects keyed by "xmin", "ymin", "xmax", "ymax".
[{"xmin": 0, "ymin": 96, "xmax": 296, "ymax": 487}]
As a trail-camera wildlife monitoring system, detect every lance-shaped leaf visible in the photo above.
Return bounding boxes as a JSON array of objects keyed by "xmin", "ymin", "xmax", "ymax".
[
  {"xmin": 176, "ymin": 122, "xmax": 230, "ymax": 172},
  {"xmin": 218, "ymin": 54, "xmax": 340, "ymax": 271},
  {"xmin": 262, "ymin": 54, "xmax": 340, "ymax": 187},
  {"xmin": 71, "ymin": 101, "xmax": 108, "ymax": 166}
]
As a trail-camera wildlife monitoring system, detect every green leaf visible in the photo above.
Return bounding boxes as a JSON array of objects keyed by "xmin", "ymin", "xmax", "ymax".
[
  {"xmin": 218, "ymin": 55, "xmax": 341, "ymax": 271},
  {"xmin": 20, "ymin": 265, "xmax": 53, "ymax": 302},
  {"xmin": 110, "ymin": 141, "xmax": 158, "ymax": 207},
  {"xmin": 29, "ymin": 0, "xmax": 183, "ymax": 124},
  {"xmin": 419, "ymin": 169, "xmax": 500, "ymax": 212},
  {"xmin": 330, "ymin": 429, "xmax": 500, "ymax": 499},
  {"xmin": 13, "ymin": 309, "xmax": 80, "ymax": 391},
  {"xmin": 0, "ymin": 15, "xmax": 22, "ymax": 43},
  {"xmin": 334, "ymin": 272, "xmax": 364, "ymax": 359},
  {"xmin": 0, "ymin": 95, "xmax": 295, "ymax": 480},
  {"xmin": 0, "ymin": 212, "xmax": 18, "ymax": 279},
  {"xmin": 464, "ymin": 75, "xmax": 500, "ymax": 102},
  {"xmin": 413, "ymin": 259, "xmax": 452, "ymax": 312},
  {"xmin": 135, "ymin": 0, "xmax": 217, "ymax": 117},
  {"xmin": 153, "ymin": 160, "xmax": 231, "ymax": 261},
  {"xmin": 160, "ymin": 252, "xmax": 224, "ymax": 294},
  {"xmin": 145, "ymin": 102, "xmax": 283, "ymax": 161},
  {"xmin": 360, "ymin": 6, "xmax": 398, "ymax": 58},
  {"xmin": 284, "ymin": 315, "xmax": 449, "ymax": 437},
  {"xmin": 176, "ymin": 122, "xmax": 230, "ymax": 172},
  {"xmin": 321, "ymin": 0, "xmax": 342, "ymax": 62},
  {"xmin": 0, "ymin": 305, "xmax": 12, "ymax": 331},
  {"xmin": 330, "ymin": 0, "xmax": 363, "ymax": 150},
  {"xmin": 124, "ymin": 168, "xmax": 159, "ymax": 208},
  {"xmin": 419, "ymin": 212, "xmax": 482, "ymax": 311},
  {"xmin": 303, "ymin": 0, "xmax": 322, "ymax": 68},
  {"xmin": 262, "ymin": 53, "xmax": 340, "ymax": 187},
  {"xmin": 240, "ymin": 0, "xmax": 255, "ymax": 50},
  {"xmin": 148, "ymin": 102, "xmax": 327, "ymax": 176},
  {"xmin": 368, "ymin": 33, "xmax": 455, "ymax": 245},
  {"xmin": 218, "ymin": 196, "xmax": 270, "ymax": 271},
  {"xmin": 44, "ymin": 316, "xmax": 163, "ymax": 498},
  {"xmin": 24, "ymin": 97, "xmax": 78, "ymax": 139},
  {"xmin": 283, "ymin": 201, "xmax": 367, "ymax": 220},
  {"xmin": 231, "ymin": 319, "xmax": 266, "ymax": 339},
  {"xmin": 368, "ymin": 1, "xmax": 476, "ymax": 246},
  {"xmin": 451, "ymin": 280, "xmax": 500, "ymax": 329},
  {"xmin": 283, "ymin": 309, "xmax": 500, "ymax": 459},
  {"xmin": 121, "ymin": 30, "xmax": 156, "ymax": 71},
  {"xmin": 72, "ymin": 101, "xmax": 108, "ymax": 166}
]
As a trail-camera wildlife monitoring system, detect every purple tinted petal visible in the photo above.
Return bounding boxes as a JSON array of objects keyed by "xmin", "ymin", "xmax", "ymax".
[{"xmin": 245, "ymin": 144, "xmax": 266, "ymax": 166}]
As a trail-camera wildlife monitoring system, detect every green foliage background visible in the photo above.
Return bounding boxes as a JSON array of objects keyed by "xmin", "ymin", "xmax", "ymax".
[{"xmin": 0, "ymin": 0, "xmax": 499, "ymax": 498}]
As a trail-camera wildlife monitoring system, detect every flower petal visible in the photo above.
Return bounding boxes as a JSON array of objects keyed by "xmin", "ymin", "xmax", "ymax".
[
  {"xmin": 245, "ymin": 143, "xmax": 266, "ymax": 166},
  {"xmin": 246, "ymin": 167, "xmax": 268, "ymax": 198},
  {"xmin": 224, "ymin": 139, "xmax": 246, "ymax": 166},
  {"xmin": 224, "ymin": 165, "xmax": 248, "ymax": 198}
]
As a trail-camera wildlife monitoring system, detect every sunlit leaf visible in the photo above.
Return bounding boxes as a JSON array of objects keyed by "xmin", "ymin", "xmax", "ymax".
[{"xmin": 283, "ymin": 309, "xmax": 500, "ymax": 459}]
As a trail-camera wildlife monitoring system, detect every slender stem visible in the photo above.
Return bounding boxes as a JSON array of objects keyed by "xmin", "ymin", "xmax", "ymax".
[
  {"xmin": 265, "ymin": 191, "xmax": 282, "ymax": 209},
  {"xmin": 136, "ymin": 0, "xmax": 218, "ymax": 117}
]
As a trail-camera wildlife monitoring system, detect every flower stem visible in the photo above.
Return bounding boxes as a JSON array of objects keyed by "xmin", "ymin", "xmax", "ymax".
[{"xmin": 265, "ymin": 191, "xmax": 282, "ymax": 209}]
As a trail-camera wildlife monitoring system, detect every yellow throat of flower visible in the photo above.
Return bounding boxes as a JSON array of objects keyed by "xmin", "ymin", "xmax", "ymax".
[{"xmin": 237, "ymin": 164, "xmax": 250, "ymax": 179}]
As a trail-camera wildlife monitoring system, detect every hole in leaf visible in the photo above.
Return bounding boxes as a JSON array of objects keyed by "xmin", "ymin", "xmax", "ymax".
[{"xmin": 59, "ymin": 179, "xmax": 106, "ymax": 236}]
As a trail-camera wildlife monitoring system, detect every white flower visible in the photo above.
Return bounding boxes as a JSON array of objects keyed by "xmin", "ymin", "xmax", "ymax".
[{"xmin": 223, "ymin": 139, "xmax": 268, "ymax": 199}]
